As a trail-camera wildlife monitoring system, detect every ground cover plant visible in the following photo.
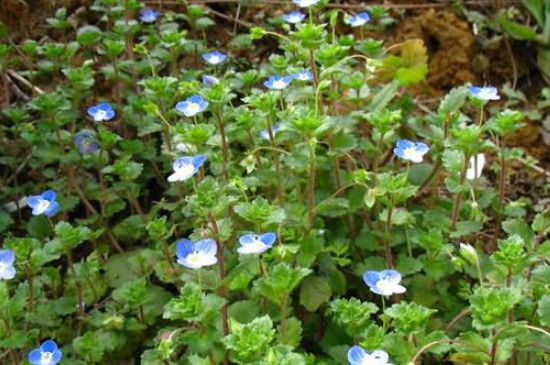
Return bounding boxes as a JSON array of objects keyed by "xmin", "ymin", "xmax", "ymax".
[{"xmin": 1, "ymin": 0, "xmax": 550, "ymax": 364}]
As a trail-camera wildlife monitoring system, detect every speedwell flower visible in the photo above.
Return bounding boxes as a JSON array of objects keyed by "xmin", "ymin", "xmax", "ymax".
[
  {"xmin": 140, "ymin": 8, "xmax": 159, "ymax": 22},
  {"xmin": 175, "ymin": 95, "xmax": 209, "ymax": 117},
  {"xmin": 282, "ymin": 11, "xmax": 306, "ymax": 24},
  {"xmin": 0, "ymin": 249, "xmax": 16, "ymax": 281},
  {"xmin": 347, "ymin": 12, "xmax": 370, "ymax": 27},
  {"xmin": 237, "ymin": 233, "xmax": 276, "ymax": 255},
  {"xmin": 167, "ymin": 155, "xmax": 206, "ymax": 182},
  {"xmin": 202, "ymin": 51, "xmax": 227, "ymax": 65},
  {"xmin": 259, "ymin": 122, "xmax": 281, "ymax": 141},
  {"xmin": 362, "ymin": 269, "xmax": 406, "ymax": 296},
  {"xmin": 202, "ymin": 75, "xmax": 220, "ymax": 87},
  {"xmin": 264, "ymin": 75, "xmax": 293, "ymax": 90},
  {"xmin": 175, "ymin": 238, "xmax": 217, "ymax": 269},
  {"xmin": 292, "ymin": 0, "xmax": 321, "ymax": 7},
  {"xmin": 470, "ymin": 86, "xmax": 500, "ymax": 101},
  {"xmin": 348, "ymin": 346, "xmax": 394, "ymax": 365},
  {"xmin": 74, "ymin": 130, "xmax": 99, "ymax": 155},
  {"xmin": 293, "ymin": 69, "xmax": 313, "ymax": 81},
  {"xmin": 27, "ymin": 190, "xmax": 59, "ymax": 217},
  {"xmin": 393, "ymin": 139, "xmax": 429, "ymax": 163},
  {"xmin": 28, "ymin": 340, "xmax": 62, "ymax": 365},
  {"xmin": 87, "ymin": 102, "xmax": 115, "ymax": 122},
  {"xmin": 466, "ymin": 153, "xmax": 485, "ymax": 180}
]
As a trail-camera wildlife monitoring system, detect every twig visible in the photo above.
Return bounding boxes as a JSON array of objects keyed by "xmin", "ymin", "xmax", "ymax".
[
  {"xmin": 204, "ymin": 5, "xmax": 253, "ymax": 28},
  {"xmin": 6, "ymin": 69, "xmax": 44, "ymax": 95},
  {"xmin": 517, "ymin": 157, "xmax": 550, "ymax": 178}
]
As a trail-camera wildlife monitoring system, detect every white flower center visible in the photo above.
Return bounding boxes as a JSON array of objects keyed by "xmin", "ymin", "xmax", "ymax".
[
  {"xmin": 209, "ymin": 56, "xmax": 219, "ymax": 64},
  {"xmin": 95, "ymin": 110, "xmax": 107, "ymax": 121},
  {"xmin": 38, "ymin": 199, "xmax": 50, "ymax": 211},
  {"xmin": 376, "ymin": 279, "xmax": 393, "ymax": 291},
  {"xmin": 403, "ymin": 147, "xmax": 417, "ymax": 160},
  {"xmin": 0, "ymin": 262, "xmax": 5, "ymax": 272},
  {"xmin": 187, "ymin": 252, "xmax": 202, "ymax": 265},
  {"xmin": 188, "ymin": 103, "xmax": 200, "ymax": 114},
  {"xmin": 273, "ymin": 80, "xmax": 286, "ymax": 89},
  {"xmin": 176, "ymin": 163, "xmax": 195, "ymax": 176},
  {"xmin": 41, "ymin": 352, "xmax": 53, "ymax": 364}
]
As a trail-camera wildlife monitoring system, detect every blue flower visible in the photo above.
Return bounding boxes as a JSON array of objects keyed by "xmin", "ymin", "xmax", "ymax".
[
  {"xmin": 140, "ymin": 8, "xmax": 159, "ymax": 22},
  {"xmin": 202, "ymin": 51, "xmax": 227, "ymax": 65},
  {"xmin": 175, "ymin": 238, "xmax": 217, "ymax": 269},
  {"xmin": 348, "ymin": 346, "xmax": 393, "ymax": 365},
  {"xmin": 470, "ymin": 86, "xmax": 500, "ymax": 101},
  {"xmin": 87, "ymin": 102, "xmax": 115, "ymax": 122},
  {"xmin": 0, "ymin": 249, "xmax": 16, "ymax": 281},
  {"xmin": 363, "ymin": 269, "xmax": 406, "ymax": 296},
  {"xmin": 74, "ymin": 130, "xmax": 99, "ymax": 155},
  {"xmin": 293, "ymin": 69, "xmax": 313, "ymax": 81},
  {"xmin": 175, "ymin": 95, "xmax": 209, "ymax": 117},
  {"xmin": 264, "ymin": 75, "xmax": 293, "ymax": 90},
  {"xmin": 292, "ymin": 0, "xmax": 321, "ymax": 7},
  {"xmin": 259, "ymin": 122, "xmax": 281, "ymax": 141},
  {"xmin": 28, "ymin": 340, "xmax": 62, "ymax": 365},
  {"xmin": 347, "ymin": 12, "xmax": 370, "ymax": 27},
  {"xmin": 237, "ymin": 233, "xmax": 276, "ymax": 255},
  {"xmin": 202, "ymin": 75, "xmax": 220, "ymax": 86},
  {"xmin": 167, "ymin": 155, "xmax": 206, "ymax": 182},
  {"xmin": 393, "ymin": 139, "xmax": 429, "ymax": 163},
  {"xmin": 27, "ymin": 190, "xmax": 59, "ymax": 217},
  {"xmin": 282, "ymin": 11, "xmax": 306, "ymax": 24}
]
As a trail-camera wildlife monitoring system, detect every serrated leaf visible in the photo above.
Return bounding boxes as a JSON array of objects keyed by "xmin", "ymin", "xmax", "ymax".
[{"xmin": 299, "ymin": 275, "xmax": 332, "ymax": 312}]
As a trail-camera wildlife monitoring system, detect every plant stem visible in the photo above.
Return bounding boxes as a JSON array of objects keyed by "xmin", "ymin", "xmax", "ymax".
[
  {"xmin": 266, "ymin": 118, "xmax": 283, "ymax": 204},
  {"xmin": 280, "ymin": 295, "xmax": 287, "ymax": 338},
  {"xmin": 66, "ymin": 247, "xmax": 85, "ymax": 315},
  {"xmin": 207, "ymin": 212, "xmax": 229, "ymax": 365},
  {"xmin": 384, "ymin": 199, "xmax": 395, "ymax": 268},
  {"xmin": 215, "ymin": 112, "xmax": 230, "ymax": 181},
  {"xmin": 491, "ymin": 137, "xmax": 506, "ymax": 252},
  {"xmin": 306, "ymin": 140, "xmax": 316, "ymax": 233},
  {"xmin": 451, "ymin": 152, "xmax": 470, "ymax": 231}
]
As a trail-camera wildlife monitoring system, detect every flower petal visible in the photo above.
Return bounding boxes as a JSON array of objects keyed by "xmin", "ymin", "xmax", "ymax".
[
  {"xmin": 40, "ymin": 340, "xmax": 58, "ymax": 353},
  {"xmin": 42, "ymin": 190, "xmax": 56, "ymax": 202},
  {"xmin": 192, "ymin": 155, "xmax": 207, "ymax": 169},
  {"xmin": 28, "ymin": 349, "xmax": 42, "ymax": 364},
  {"xmin": 0, "ymin": 264, "xmax": 16, "ymax": 280},
  {"xmin": 396, "ymin": 139, "xmax": 413, "ymax": 149},
  {"xmin": 380, "ymin": 269, "xmax": 402, "ymax": 284},
  {"xmin": 260, "ymin": 232, "xmax": 276, "ymax": 245},
  {"xmin": 175, "ymin": 239, "xmax": 194, "ymax": 259},
  {"xmin": 362, "ymin": 270, "xmax": 381, "ymax": 288},
  {"xmin": 44, "ymin": 201, "xmax": 60, "ymax": 217},
  {"xmin": 0, "ymin": 250, "xmax": 15, "ymax": 265},
  {"xmin": 370, "ymin": 350, "xmax": 389, "ymax": 364},
  {"xmin": 196, "ymin": 239, "xmax": 217, "ymax": 257},
  {"xmin": 347, "ymin": 346, "xmax": 368, "ymax": 365}
]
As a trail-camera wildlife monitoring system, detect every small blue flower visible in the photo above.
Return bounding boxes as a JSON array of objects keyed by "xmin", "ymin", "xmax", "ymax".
[
  {"xmin": 175, "ymin": 238, "xmax": 217, "ymax": 269},
  {"xmin": 202, "ymin": 75, "xmax": 220, "ymax": 86},
  {"xmin": 363, "ymin": 269, "xmax": 406, "ymax": 296},
  {"xmin": 237, "ymin": 233, "xmax": 276, "ymax": 255},
  {"xmin": 167, "ymin": 155, "xmax": 206, "ymax": 182},
  {"xmin": 259, "ymin": 122, "xmax": 281, "ymax": 141},
  {"xmin": 0, "ymin": 249, "xmax": 16, "ymax": 281},
  {"xmin": 293, "ymin": 69, "xmax": 313, "ymax": 82},
  {"xmin": 28, "ymin": 340, "xmax": 62, "ymax": 365},
  {"xmin": 393, "ymin": 139, "xmax": 429, "ymax": 163},
  {"xmin": 74, "ymin": 130, "xmax": 99, "ymax": 155},
  {"xmin": 470, "ymin": 86, "xmax": 500, "ymax": 101},
  {"xmin": 27, "ymin": 190, "xmax": 59, "ymax": 217},
  {"xmin": 347, "ymin": 12, "xmax": 370, "ymax": 27},
  {"xmin": 348, "ymin": 346, "xmax": 393, "ymax": 365},
  {"xmin": 264, "ymin": 75, "xmax": 293, "ymax": 90},
  {"xmin": 140, "ymin": 8, "xmax": 159, "ymax": 22},
  {"xmin": 282, "ymin": 11, "xmax": 306, "ymax": 24},
  {"xmin": 175, "ymin": 95, "xmax": 209, "ymax": 117},
  {"xmin": 292, "ymin": 0, "xmax": 321, "ymax": 7},
  {"xmin": 202, "ymin": 51, "xmax": 227, "ymax": 65},
  {"xmin": 87, "ymin": 102, "xmax": 115, "ymax": 122}
]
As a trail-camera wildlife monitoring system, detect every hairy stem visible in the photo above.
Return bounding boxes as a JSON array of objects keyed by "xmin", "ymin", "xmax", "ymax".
[{"xmin": 451, "ymin": 152, "xmax": 470, "ymax": 231}]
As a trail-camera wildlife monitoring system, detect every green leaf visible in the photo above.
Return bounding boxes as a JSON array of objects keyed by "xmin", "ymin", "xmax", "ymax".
[
  {"xmin": 299, "ymin": 275, "xmax": 332, "ymax": 312},
  {"xmin": 537, "ymin": 295, "xmax": 550, "ymax": 327},
  {"xmin": 438, "ymin": 86, "xmax": 470, "ymax": 115},
  {"xmin": 76, "ymin": 25, "xmax": 103, "ymax": 45},
  {"xmin": 253, "ymin": 263, "xmax": 311, "ymax": 305},
  {"xmin": 368, "ymin": 79, "xmax": 399, "ymax": 113},
  {"xmin": 495, "ymin": 13, "xmax": 537, "ymax": 40}
]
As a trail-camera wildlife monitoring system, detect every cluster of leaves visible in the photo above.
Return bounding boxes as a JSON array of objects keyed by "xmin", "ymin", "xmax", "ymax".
[{"xmin": 0, "ymin": 0, "xmax": 550, "ymax": 364}]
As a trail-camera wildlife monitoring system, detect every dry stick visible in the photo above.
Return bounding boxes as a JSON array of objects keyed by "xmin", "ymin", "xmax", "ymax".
[
  {"xmin": 451, "ymin": 153, "xmax": 470, "ymax": 231},
  {"xmin": 207, "ymin": 212, "xmax": 229, "ymax": 365},
  {"xmin": 204, "ymin": 5, "xmax": 253, "ymax": 28},
  {"xmin": 6, "ymin": 69, "xmax": 45, "ymax": 94}
]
